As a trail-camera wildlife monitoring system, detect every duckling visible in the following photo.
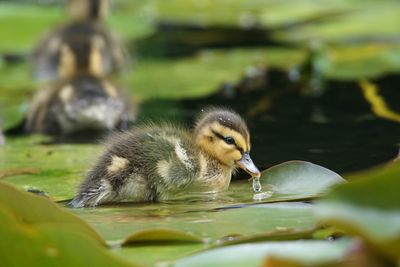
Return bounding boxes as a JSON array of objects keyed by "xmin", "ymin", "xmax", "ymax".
[
  {"xmin": 24, "ymin": 73, "xmax": 134, "ymax": 135},
  {"xmin": 71, "ymin": 108, "xmax": 260, "ymax": 207},
  {"xmin": 33, "ymin": 0, "xmax": 127, "ymax": 81}
]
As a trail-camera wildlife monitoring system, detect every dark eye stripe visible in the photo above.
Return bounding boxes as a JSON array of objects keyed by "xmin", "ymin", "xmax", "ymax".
[
  {"xmin": 211, "ymin": 129, "xmax": 244, "ymax": 154},
  {"xmin": 211, "ymin": 129, "xmax": 224, "ymax": 140}
]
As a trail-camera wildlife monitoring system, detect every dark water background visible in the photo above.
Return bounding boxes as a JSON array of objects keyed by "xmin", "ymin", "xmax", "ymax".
[{"xmin": 139, "ymin": 73, "xmax": 400, "ymax": 175}]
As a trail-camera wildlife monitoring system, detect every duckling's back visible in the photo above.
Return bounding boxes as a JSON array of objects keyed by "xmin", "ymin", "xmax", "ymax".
[{"xmin": 71, "ymin": 125, "xmax": 201, "ymax": 207}]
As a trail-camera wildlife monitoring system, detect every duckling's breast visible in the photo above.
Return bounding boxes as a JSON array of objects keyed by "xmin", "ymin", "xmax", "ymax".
[{"xmin": 193, "ymin": 152, "xmax": 232, "ymax": 193}]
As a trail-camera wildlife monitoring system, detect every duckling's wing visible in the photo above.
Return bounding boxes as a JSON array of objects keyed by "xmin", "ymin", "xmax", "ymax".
[
  {"xmin": 71, "ymin": 126, "xmax": 200, "ymax": 207},
  {"xmin": 149, "ymin": 127, "xmax": 202, "ymax": 195}
]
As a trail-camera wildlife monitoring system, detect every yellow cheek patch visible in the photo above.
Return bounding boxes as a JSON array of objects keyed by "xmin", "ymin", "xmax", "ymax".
[
  {"xmin": 89, "ymin": 37, "xmax": 104, "ymax": 77},
  {"xmin": 227, "ymin": 149, "xmax": 242, "ymax": 161},
  {"xmin": 59, "ymin": 45, "xmax": 76, "ymax": 79},
  {"xmin": 107, "ymin": 155, "xmax": 129, "ymax": 174}
]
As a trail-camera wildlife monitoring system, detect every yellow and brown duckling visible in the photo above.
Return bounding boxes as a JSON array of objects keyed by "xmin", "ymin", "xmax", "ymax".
[
  {"xmin": 25, "ymin": 74, "xmax": 134, "ymax": 135},
  {"xmin": 71, "ymin": 108, "xmax": 260, "ymax": 207},
  {"xmin": 33, "ymin": 0, "xmax": 127, "ymax": 81}
]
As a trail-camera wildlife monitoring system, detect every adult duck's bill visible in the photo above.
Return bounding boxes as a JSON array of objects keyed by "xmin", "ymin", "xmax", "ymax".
[{"xmin": 236, "ymin": 152, "xmax": 261, "ymax": 178}]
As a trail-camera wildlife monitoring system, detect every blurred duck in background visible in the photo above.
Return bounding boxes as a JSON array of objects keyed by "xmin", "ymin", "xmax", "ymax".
[
  {"xmin": 25, "ymin": 0, "xmax": 135, "ymax": 136},
  {"xmin": 26, "ymin": 41, "xmax": 135, "ymax": 135},
  {"xmin": 33, "ymin": 0, "xmax": 128, "ymax": 82}
]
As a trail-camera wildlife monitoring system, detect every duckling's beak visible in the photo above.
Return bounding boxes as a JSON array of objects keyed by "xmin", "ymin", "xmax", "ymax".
[{"xmin": 236, "ymin": 153, "xmax": 261, "ymax": 178}]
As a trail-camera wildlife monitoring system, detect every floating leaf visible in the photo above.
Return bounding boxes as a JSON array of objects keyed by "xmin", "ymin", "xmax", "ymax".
[
  {"xmin": 315, "ymin": 162, "xmax": 400, "ymax": 261},
  {"xmin": 170, "ymin": 239, "xmax": 353, "ymax": 267},
  {"xmin": 0, "ymin": 137, "xmax": 101, "ymax": 201},
  {"xmin": 116, "ymin": 244, "xmax": 205, "ymax": 267},
  {"xmin": 0, "ymin": 205, "xmax": 136, "ymax": 267},
  {"xmin": 218, "ymin": 227, "xmax": 315, "ymax": 246},
  {"xmin": 74, "ymin": 202, "xmax": 316, "ymax": 242},
  {"xmin": 261, "ymin": 240, "xmax": 389, "ymax": 267},
  {"xmin": 122, "ymin": 228, "xmax": 204, "ymax": 245},
  {"xmin": 250, "ymin": 161, "xmax": 345, "ymax": 202},
  {"xmin": 0, "ymin": 182, "xmax": 104, "ymax": 244},
  {"xmin": 0, "ymin": 182, "xmax": 140, "ymax": 267}
]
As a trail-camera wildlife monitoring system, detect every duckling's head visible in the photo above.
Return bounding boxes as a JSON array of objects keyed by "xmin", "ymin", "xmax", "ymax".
[
  {"xmin": 58, "ymin": 35, "xmax": 108, "ymax": 79},
  {"xmin": 194, "ymin": 108, "xmax": 260, "ymax": 178}
]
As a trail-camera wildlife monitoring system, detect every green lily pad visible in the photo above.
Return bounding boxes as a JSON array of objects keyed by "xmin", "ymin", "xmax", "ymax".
[
  {"xmin": 251, "ymin": 161, "xmax": 345, "ymax": 202},
  {"xmin": 0, "ymin": 137, "xmax": 101, "ymax": 201},
  {"xmin": 169, "ymin": 239, "xmax": 354, "ymax": 267},
  {"xmin": 315, "ymin": 162, "xmax": 400, "ymax": 261},
  {"xmin": 74, "ymin": 202, "xmax": 316, "ymax": 242},
  {"xmin": 0, "ymin": 182, "xmax": 104, "ymax": 244},
  {"xmin": 116, "ymin": 243, "xmax": 205, "ymax": 267},
  {"xmin": 0, "ymin": 204, "xmax": 136, "ymax": 267},
  {"xmin": 122, "ymin": 228, "xmax": 204, "ymax": 245},
  {"xmin": 74, "ymin": 202, "xmax": 316, "ymax": 266}
]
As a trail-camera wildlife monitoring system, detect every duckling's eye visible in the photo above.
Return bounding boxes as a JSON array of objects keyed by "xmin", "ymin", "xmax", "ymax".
[{"xmin": 224, "ymin": 136, "xmax": 235, "ymax": 145}]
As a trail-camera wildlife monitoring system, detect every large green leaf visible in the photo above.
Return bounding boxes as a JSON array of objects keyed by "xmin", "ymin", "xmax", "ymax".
[
  {"xmin": 115, "ymin": 244, "xmax": 205, "ymax": 267},
  {"xmin": 122, "ymin": 229, "xmax": 204, "ymax": 245},
  {"xmin": 0, "ymin": 182, "xmax": 104, "ymax": 243},
  {"xmin": 169, "ymin": 239, "xmax": 353, "ymax": 267},
  {"xmin": 0, "ymin": 182, "xmax": 139, "ymax": 267},
  {"xmin": 315, "ymin": 162, "xmax": 400, "ymax": 261},
  {"xmin": 0, "ymin": 206, "xmax": 136, "ymax": 267}
]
